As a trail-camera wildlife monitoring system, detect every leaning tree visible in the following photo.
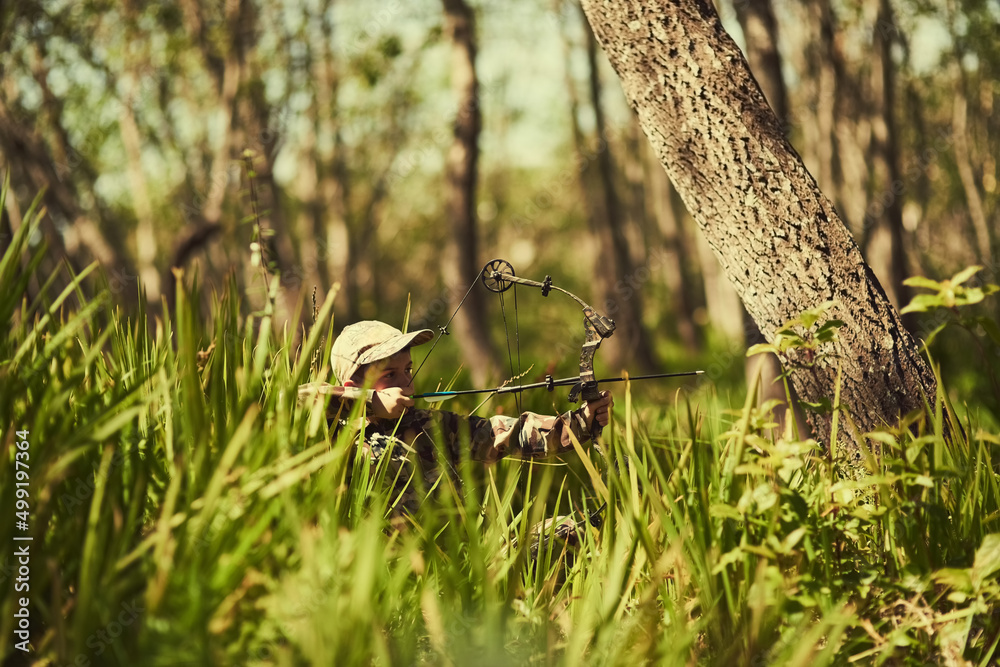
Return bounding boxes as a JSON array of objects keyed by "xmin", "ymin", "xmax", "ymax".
[{"xmin": 579, "ymin": 0, "xmax": 939, "ymax": 447}]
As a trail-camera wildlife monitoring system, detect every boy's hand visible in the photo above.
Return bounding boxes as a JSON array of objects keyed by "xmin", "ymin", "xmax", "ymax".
[
  {"xmin": 371, "ymin": 387, "xmax": 414, "ymax": 419},
  {"xmin": 582, "ymin": 391, "xmax": 614, "ymax": 430}
]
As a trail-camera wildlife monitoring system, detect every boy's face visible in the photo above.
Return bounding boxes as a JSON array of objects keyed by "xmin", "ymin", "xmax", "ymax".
[{"xmin": 356, "ymin": 350, "xmax": 414, "ymax": 395}]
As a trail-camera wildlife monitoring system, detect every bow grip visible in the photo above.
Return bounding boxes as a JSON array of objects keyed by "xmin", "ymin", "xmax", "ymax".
[
  {"xmin": 573, "ymin": 380, "xmax": 604, "ymax": 442},
  {"xmin": 567, "ymin": 379, "xmax": 600, "ymax": 402}
]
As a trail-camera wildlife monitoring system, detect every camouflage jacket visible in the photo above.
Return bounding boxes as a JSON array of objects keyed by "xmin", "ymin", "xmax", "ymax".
[{"xmin": 328, "ymin": 399, "xmax": 594, "ymax": 522}]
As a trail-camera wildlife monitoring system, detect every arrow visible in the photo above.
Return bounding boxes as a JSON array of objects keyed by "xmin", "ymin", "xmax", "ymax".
[{"xmin": 413, "ymin": 370, "xmax": 705, "ymax": 403}]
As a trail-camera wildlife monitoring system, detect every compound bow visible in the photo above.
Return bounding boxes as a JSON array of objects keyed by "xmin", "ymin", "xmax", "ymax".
[
  {"xmin": 412, "ymin": 259, "xmax": 702, "ymax": 439},
  {"xmin": 408, "ymin": 258, "xmax": 704, "ymax": 528}
]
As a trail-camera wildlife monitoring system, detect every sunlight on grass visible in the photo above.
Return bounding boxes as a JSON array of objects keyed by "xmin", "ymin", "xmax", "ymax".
[{"xmin": 2, "ymin": 186, "xmax": 1000, "ymax": 665}]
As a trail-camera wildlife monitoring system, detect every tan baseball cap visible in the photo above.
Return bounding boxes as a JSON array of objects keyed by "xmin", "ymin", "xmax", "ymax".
[{"xmin": 330, "ymin": 320, "xmax": 434, "ymax": 383}]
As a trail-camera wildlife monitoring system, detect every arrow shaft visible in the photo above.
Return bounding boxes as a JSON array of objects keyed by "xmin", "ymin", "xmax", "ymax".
[{"xmin": 413, "ymin": 370, "xmax": 703, "ymax": 400}]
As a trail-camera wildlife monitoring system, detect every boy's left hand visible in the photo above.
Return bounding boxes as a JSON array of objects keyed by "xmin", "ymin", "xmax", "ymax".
[
  {"xmin": 372, "ymin": 387, "xmax": 414, "ymax": 419},
  {"xmin": 582, "ymin": 390, "xmax": 614, "ymax": 430}
]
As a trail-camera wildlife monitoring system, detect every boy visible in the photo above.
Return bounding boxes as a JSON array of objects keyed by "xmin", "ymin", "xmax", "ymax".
[{"xmin": 303, "ymin": 320, "xmax": 613, "ymax": 524}]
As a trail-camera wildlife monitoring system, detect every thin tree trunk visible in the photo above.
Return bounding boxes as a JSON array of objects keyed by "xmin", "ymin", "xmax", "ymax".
[
  {"xmin": 695, "ymin": 231, "xmax": 744, "ymax": 341},
  {"xmin": 580, "ymin": 0, "xmax": 939, "ymax": 448},
  {"xmin": 558, "ymin": 3, "xmax": 614, "ymax": 346},
  {"xmin": 8, "ymin": 44, "xmax": 127, "ymax": 285},
  {"xmin": 733, "ymin": 0, "xmax": 787, "ymax": 123},
  {"xmin": 308, "ymin": 0, "xmax": 346, "ymax": 296},
  {"xmin": 0, "ymin": 96, "xmax": 117, "ymax": 276},
  {"xmin": 641, "ymin": 137, "xmax": 700, "ymax": 352},
  {"xmin": 166, "ymin": 0, "xmax": 242, "ymax": 307},
  {"xmin": 230, "ymin": 0, "xmax": 299, "ymax": 315},
  {"xmin": 809, "ymin": 2, "xmax": 837, "ymax": 195},
  {"xmin": 441, "ymin": 0, "xmax": 499, "ymax": 386},
  {"xmin": 119, "ymin": 81, "xmax": 161, "ymax": 302},
  {"xmin": 864, "ymin": 0, "xmax": 911, "ymax": 315},
  {"xmin": 581, "ymin": 12, "xmax": 660, "ymax": 372},
  {"xmin": 114, "ymin": 4, "xmax": 160, "ymax": 303},
  {"xmin": 951, "ymin": 70, "xmax": 993, "ymax": 266}
]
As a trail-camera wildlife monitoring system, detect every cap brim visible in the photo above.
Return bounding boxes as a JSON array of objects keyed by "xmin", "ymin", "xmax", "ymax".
[{"xmin": 355, "ymin": 328, "xmax": 434, "ymax": 368}]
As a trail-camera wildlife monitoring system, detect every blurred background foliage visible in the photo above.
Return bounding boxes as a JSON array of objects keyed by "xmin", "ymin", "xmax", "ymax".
[{"xmin": 0, "ymin": 0, "xmax": 999, "ymax": 405}]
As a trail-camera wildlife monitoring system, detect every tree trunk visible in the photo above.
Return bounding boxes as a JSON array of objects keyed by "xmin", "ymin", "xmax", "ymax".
[
  {"xmin": 695, "ymin": 230, "xmax": 744, "ymax": 341},
  {"xmin": 805, "ymin": 1, "xmax": 837, "ymax": 196},
  {"xmin": 641, "ymin": 136, "xmax": 700, "ymax": 352},
  {"xmin": 951, "ymin": 68, "xmax": 993, "ymax": 266},
  {"xmin": 735, "ymin": 0, "xmax": 807, "ymax": 438},
  {"xmin": 441, "ymin": 0, "xmax": 499, "ymax": 386},
  {"xmin": 119, "ymin": 79, "xmax": 161, "ymax": 303},
  {"xmin": 581, "ymin": 13, "xmax": 660, "ymax": 372},
  {"xmin": 558, "ymin": 5, "xmax": 617, "ymax": 354},
  {"xmin": 580, "ymin": 0, "xmax": 939, "ymax": 447},
  {"xmin": 0, "ymin": 96, "xmax": 121, "ymax": 281},
  {"xmin": 165, "ymin": 0, "xmax": 242, "ymax": 308},
  {"xmin": 864, "ymin": 0, "xmax": 911, "ymax": 315},
  {"xmin": 733, "ymin": 0, "xmax": 787, "ymax": 123},
  {"xmin": 312, "ymin": 80, "xmax": 355, "ymax": 321},
  {"xmin": 823, "ymin": 3, "xmax": 870, "ymax": 240}
]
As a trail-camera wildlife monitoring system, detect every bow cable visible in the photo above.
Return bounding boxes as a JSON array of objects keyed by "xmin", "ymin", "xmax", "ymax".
[
  {"xmin": 410, "ymin": 271, "xmax": 482, "ymax": 384},
  {"xmin": 497, "ymin": 284, "xmax": 523, "ymax": 415}
]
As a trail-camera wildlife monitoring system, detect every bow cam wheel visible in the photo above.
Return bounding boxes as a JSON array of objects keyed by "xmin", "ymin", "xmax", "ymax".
[{"xmin": 481, "ymin": 259, "xmax": 515, "ymax": 293}]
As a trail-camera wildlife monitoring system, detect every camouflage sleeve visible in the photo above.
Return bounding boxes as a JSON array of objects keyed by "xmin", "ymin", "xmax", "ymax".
[{"xmin": 466, "ymin": 409, "xmax": 592, "ymax": 463}]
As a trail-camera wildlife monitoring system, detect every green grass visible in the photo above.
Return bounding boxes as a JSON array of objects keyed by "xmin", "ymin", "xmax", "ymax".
[{"xmin": 2, "ymin": 192, "xmax": 1000, "ymax": 665}]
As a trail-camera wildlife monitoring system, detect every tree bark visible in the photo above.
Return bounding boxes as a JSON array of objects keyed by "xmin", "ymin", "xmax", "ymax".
[
  {"xmin": 735, "ymin": 0, "xmax": 807, "ymax": 438},
  {"xmin": 558, "ymin": 7, "xmax": 617, "ymax": 352},
  {"xmin": 441, "ymin": 0, "xmax": 500, "ymax": 386},
  {"xmin": 0, "ymin": 96, "xmax": 121, "ymax": 278},
  {"xmin": 580, "ymin": 0, "xmax": 939, "ymax": 446}
]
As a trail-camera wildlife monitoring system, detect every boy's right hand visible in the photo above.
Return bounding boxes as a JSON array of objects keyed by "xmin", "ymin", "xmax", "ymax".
[{"xmin": 371, "ymin": 387, "xmax": 414, "ymax": 419}]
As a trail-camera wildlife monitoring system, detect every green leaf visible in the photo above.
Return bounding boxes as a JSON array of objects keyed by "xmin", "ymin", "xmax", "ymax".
[
  {"xmin": 865, "ymin": 431, "xmax": 900, "ymax": 447},
  {"xmin": 747, "ymin": 343, "xmax": 780, "ymax": 357},
  {"xmin": 741, "ymin": 544, "xmax": 777, "ymax": 560},
  {"xmin": 903, "ymin": 275, "xmax": 945, "ymax": 290},
  {"xmin": 901, "ymin": 293, "xmax": 945, "ymax": 314},
  {"xmin": 815, "ymin": 319, "xmax": 845, "ymax": 335},
  {"xmin": 971, "ymin": 533, "xmax": 1000, "ymax": 591},
  {"xmin": 922, "ymin": 322, "xmax": 948, "ymax": 348},
  {"xmin": 711, "ymin": 547, "xmax": 746, "ymax": 574},
  {"xmin": 950, "ymin": 265, "xmax": 983, "ymax": 286},
  {"xmin": 709, "ymin": 503, "xmax": 743, "ymax": 521},
  {"xmin": 801, "ymin": 397, "xmax": 833, "ymax": 413},
  {"xmin": 957, "ymin": 287, "xmax": 985, "ymax": 306},
  {"xmin": 800, "ymin": 311, "xmax": 820, "ymax": 328},
  {"xmin": 934, "ymin": 568, "xmax": 973, "ymax": 593}
]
